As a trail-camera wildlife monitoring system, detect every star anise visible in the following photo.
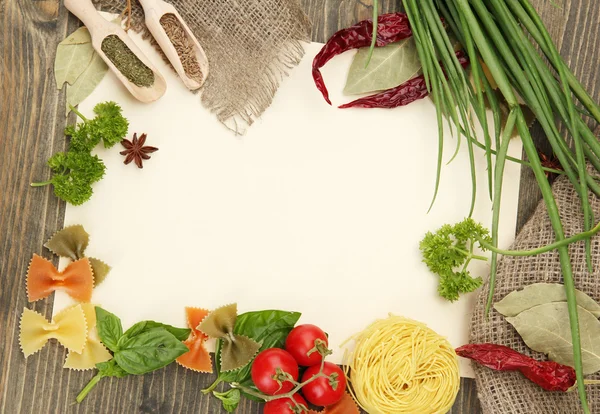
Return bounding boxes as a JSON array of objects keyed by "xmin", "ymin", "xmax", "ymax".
[{"xmin": 120, "ymin": 133, "xmax": 158, "ymax": 169}]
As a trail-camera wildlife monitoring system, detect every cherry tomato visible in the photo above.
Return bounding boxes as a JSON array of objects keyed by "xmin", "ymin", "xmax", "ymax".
[
  {"xmin": 263, "ymin": 394, "xmax": 308, "ymax": 414},
  {"xmin": 285, "ymin": 324, "xmax": 329, "ymax": 366},
  {"xmin": 301, "ymin": 362, "xmax": 346, "ymax": 406},
  {"xmin": 251, "ymin": 348, "xmax": 299, "ymax": 395}
]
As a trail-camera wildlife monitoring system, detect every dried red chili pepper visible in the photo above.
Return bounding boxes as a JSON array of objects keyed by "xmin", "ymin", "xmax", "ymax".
[
  {"xmin": 456, "ymin": 343, "xmax": 576, "ymax": 392},
  {"xmin": 539, "ymin": 151, "xmax": 563, "ymax": 180},
  {"xmin": 339, "ymin": 51, "xmax": 469, "ymax": 109},
  {"xmin": 313, "ymin": 13, "xmax": 412, "ymax": 105}
]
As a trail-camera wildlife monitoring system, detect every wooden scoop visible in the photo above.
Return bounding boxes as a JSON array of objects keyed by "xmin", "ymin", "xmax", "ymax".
[
  {"xmin": 138, "ymin": 0, "xmax": 209, "ymax": 90},
  {"xmin": 64, "ymin": 0, "xmax": 166, "ymax": 103}
]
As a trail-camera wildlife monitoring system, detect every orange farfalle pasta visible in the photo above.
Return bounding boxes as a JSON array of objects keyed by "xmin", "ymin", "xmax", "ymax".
[
  {"xmin": 64, "ymin": 304, "xmax": 111, "ymax": 370},
  {"xmin": 323, "ymin": 392, "xmax": 360, "ymax": 414},
  {"xmin": 307, "ymin": 393, "xmax": 360, "ymax": 414},
  {"xmin": 26, "ymin": 254, "xmax": 94, "ymax": 302},
  {"xmin": 19, "ymin": 304, "xmax": 88, "ymax": 357},
  {"xmin": 176, "ymin": 307, "xmax": 213, "ymax": 373}
]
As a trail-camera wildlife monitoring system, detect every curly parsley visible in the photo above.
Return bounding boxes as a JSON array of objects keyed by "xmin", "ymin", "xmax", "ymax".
[
  {"xmin": 31, "ymin": 101, "xmax": 128, "ymax": 205},
  {"xmin": 420, "ymin": 218, "xmax": 492, "ymax": 302}
]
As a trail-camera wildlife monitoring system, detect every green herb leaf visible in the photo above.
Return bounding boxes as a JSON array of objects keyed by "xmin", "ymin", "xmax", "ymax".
[
  {"xmin": 90, "ymin": 101, "xmax": 129, "ymax": 148},
  {"xmin": 114, "ymin": 328, "xmax": 188, "ymax": 375},
  {"xmin": 95, "ymin": 307, "xmax": 123, "ymax": 352},
  {"xmin": 506, "ymin": 303, "xmax": 600, "ymax": 375},
  {"xmin": 420, "ymin": 218, "xmax": 490, "ymax": 301},
  {"xmin": 33, "ymin": 101, "xmax": 128, "ymax": 206},
  {"xmin": 66, "ymin": 53, "xmax": 108, "ymax": 116},
  {"xmin": 42, "ymin": 151, "xmax": 106, "ymax": 206},
  {"xmin": 96, "ymin": 359, "xmax": 129, "ymax": 378},
  {"xmin": 55, "ymin": 27, "xmax": 94, "ymax": 88},
  {"xmin": 66, "ymin": 122, "xmax": 101, "ymax": 153},
  {"xmin": 213, "ymin": 389, "xmax": 241, "ymax": 413},
  {"xmin": 438, "ymin": 271, "xmax": 482, "ymax": 302},
  {"xmin": 495, "ymin": 283, "xmax": 600, "ymax": 318},
  {"xmin": 122, "ymin": 321, "xmax": 191, "ymax": 342},
  {"xmin": 217, "ymin": 310, "xmax": 301, "ymax": 384},
  {"xmin": 344, "ymin": 39, "xmax": 421, "ymax": 96},
  {"xmin": 61, "ymin": 26, "xmax": 92, "ymax": 46}
]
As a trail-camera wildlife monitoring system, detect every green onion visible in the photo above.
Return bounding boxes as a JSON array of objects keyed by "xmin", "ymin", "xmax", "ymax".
[
  {"xmin": 399, "ymin": 1, "xmax": 599, "ymax": 411},
  {"xmin": 364, "ymin": 0, "xmax": 379, "ymax": 68}
]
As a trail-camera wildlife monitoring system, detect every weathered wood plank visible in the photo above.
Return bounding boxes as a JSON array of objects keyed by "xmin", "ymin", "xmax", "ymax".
[{"xmin": 1, "ymin": 0, "xmax": 598, "ymax": 412}]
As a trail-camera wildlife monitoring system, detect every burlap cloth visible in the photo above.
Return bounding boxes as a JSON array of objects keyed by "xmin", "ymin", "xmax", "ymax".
[
  {"xmin": 471, "ymin": 133, "xmax": 600, "ymax": 413},
  {"xmin": 94, "ymin": 0, "xmax": 310, "ymax": 134}
]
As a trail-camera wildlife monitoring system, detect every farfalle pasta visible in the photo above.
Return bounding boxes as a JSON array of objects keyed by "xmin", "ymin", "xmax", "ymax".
[
  {"xmin": 198, "ymin": 303, "xmax": 260, "ymax": 372},
  {"xmin": 307, "ymin": 392, "xmax": 360, "ymax": 414},
  {"xmin": 64, "ymin": 303, "xmax": 112, "ymax": 370},
  {"xmin": 19, "ymin": 304, "xmax": 88, "ymax": 357},
  {"xmin": 45, "ymin": 225, "xmax": 90, "ymax": 261},
  {"xmin": 45, "ymin": 225, "xmax": 111, "ymax": 285},
  {"xmin": 26, "ymin": 254, "xmax": 94, "ymax": 302},
  {"xmin": 176, "ymin": 307, "xmax": 212, "ymax": 373}
]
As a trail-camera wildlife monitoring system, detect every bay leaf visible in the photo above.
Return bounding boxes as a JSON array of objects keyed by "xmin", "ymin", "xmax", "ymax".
[
  {"xmin": 55, "ymin": 27, "xmax": 95, "ymax": 89},
  {"xmin": 506, "ymin": 302, "xmax": 600, "ymax": 374},
  {"xmin": 343, "ymin": 39, "xmax": 421, "ymax": 96},
  {"xmin": 66, "ymin": 52, "xmax": 108, "ymax": 116},
  {"xmin": 55, "ymin": 44, "xmax": 94, "ymax": 89},
  {"xmin": 495, "ymin": 282, "xmax": 600, "ymax": 318},
  {"xmin": 60, "ymin": 26, "xmax": 92, "ymax": 46}
]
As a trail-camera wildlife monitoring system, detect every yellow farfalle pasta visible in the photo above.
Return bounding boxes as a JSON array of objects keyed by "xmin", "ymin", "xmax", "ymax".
[
  {"xmin": 19, "ymin": 304, "xmax": 88, "ymax": 357},
  {"xmin": 343, "ymin": 315, "xmax": 460, "ymax": 414},
  {"xmin": 64, "ymin": 304, "xmax": 111, "ymax": 370}
]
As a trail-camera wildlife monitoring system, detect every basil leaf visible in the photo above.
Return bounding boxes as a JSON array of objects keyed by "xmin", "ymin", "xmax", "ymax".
[
  {"xmin": 96, "ymin": 359, "xmax": 128, "ymax": 378},
  {"xmin": 213, "ymin": 389, "xmax": 241, "ymax": 412},
  {"xmin": 217, "ymin": 310, "xmax": 301, "ymax": 384},
  {"xmin": 114, "ymin": 328, "xmax": 189, "ymax": 375},
  {"xmin": 122, "ymin": 320, "xmax": 191, "ymax": 342},
  {"xmin": 95, "ymin": 306, "xmax": 123, "ymax": 352}
]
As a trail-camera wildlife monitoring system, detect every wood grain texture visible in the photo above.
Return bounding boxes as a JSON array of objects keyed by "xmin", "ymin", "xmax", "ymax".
[{"xmin": 1, "ymin": 0, "xmax": 598, "ymax": 413}]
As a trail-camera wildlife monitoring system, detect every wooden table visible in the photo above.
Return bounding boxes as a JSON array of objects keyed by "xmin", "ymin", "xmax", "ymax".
[{"xmin": 1, "ymin": 0, "xmax": 599, "ymax": 412}]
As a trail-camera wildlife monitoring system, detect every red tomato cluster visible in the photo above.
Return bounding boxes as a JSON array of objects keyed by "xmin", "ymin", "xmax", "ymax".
[{"xmin": 251, "ymin": 324, "xmax": 347, "ymax": 413}]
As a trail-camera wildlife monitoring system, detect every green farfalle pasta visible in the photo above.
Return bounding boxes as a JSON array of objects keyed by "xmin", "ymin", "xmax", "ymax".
[
  {"xmin": 44, "ymin": 225, "xmax": 111, "ymax": 286},
  {"xmin": 198, "ymin": 303, "xmax": 261, "ymax": 372},
  {"xmin": 45, "ymin": 225, "xmax": 90, "ymax": 260}
]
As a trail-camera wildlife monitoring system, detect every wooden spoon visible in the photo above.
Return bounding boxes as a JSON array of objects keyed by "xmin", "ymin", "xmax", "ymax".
[
  {"xmin": 64, "ymin": 0, "xmax": 166, "ymax": 103},
  {"xmin": 138, "ymin": 0, "xmax": 209, "ymax": 90}
]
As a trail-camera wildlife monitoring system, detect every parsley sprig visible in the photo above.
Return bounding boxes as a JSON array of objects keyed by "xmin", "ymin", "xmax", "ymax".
[
  {"xmin": 420, "ymin": 218, "xmax": 491, "ymax": 302},
  {"xmin": 31, "ymin": 101, "xmax": 128, "ymax": 205},
  {"xmin": 421, "ymin": 217, "xmax": 600, "ymax": 302}
]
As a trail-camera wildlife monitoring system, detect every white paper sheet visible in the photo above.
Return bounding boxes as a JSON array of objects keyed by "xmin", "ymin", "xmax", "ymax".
[{"xmin": 54, "ymin": 33, "xmax": 522, "ymax": 378}]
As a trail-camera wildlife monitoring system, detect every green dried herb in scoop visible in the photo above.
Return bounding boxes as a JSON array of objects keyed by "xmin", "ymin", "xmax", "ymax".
[{"xmin": 101, "ymin": 35, "xmax": 154, "ymax": 87}]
